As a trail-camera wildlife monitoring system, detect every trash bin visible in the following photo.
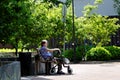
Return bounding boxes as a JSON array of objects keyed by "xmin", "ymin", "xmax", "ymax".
[{"xmin": 19, "ymin": 52, "xmax": 32, "ymax": 76}]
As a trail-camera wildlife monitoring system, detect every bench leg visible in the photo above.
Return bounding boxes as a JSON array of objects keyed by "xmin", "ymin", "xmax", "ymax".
[
  {"xmin": 45, "ymin": 62, "xmax": 51, "ymax": 75},
  {"xmin": 35, "ymin": 61, "xmax": 40, "ymax": 75}
]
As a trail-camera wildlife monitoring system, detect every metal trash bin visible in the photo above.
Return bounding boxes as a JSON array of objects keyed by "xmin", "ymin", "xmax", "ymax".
[{"xmin": 19, "ymin": 52, "xmax": 32, "ymax": 76}]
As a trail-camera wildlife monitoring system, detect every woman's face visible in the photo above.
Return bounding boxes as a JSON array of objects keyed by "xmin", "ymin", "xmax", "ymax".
[{"xmin": 44, "ymin": 42, "xmax": 48, "ymax": 47}]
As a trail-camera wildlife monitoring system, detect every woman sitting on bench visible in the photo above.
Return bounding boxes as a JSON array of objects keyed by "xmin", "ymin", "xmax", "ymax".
[{"xmin": 39, "ymin": 40, "xmax": 65, "ymax": 74}]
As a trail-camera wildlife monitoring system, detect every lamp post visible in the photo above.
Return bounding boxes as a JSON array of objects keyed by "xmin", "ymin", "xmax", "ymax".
[
  {"xmin": 59, "ymin": 0, "xmax": 76, "ymax": 62},
  {"xmin": 60, "ymin": 0, "xmax": 67, "ymax": 52},
  {"xmin": 71, "ymin": 0, "xmax": 76, "ymax": 63}
]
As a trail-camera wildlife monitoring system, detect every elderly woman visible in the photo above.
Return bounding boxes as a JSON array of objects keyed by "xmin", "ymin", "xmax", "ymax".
[{"xmin": 39, "ymin": 40, "xmax": 64, "ymax": 74}]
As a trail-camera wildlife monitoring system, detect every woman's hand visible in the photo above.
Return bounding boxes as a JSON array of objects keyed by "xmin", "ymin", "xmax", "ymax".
[
  {"xmin": 53, "ymin": 48, "xmax": 61, "ymax": 53},
  {"xmin": 57, "ymin": 48, "xmax": 61, "ymax": 54}
]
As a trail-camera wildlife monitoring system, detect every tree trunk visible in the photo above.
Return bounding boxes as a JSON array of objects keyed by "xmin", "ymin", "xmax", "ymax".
[{"xmin": 15, "ymin": 38, "xmax": 18, "ymax": 56}]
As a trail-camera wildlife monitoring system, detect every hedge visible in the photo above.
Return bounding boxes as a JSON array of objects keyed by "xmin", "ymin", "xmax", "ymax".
[
  {"xmin": 104, "ymin": 46, "xmax": 120, "ymax": 60},
  {"xmin": 85, "ymin": 47, "xmax": 111, "ymax": 61},
  {"xmin": 63, "ymin": 46, "xmax": 120, "ymax": 61},
  {"xmin": 63, "ymin": 45, "xmax": 92, "ymax": 61}
]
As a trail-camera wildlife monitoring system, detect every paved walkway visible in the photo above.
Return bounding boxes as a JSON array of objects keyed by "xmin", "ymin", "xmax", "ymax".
[{"xmin": 21, "ymin": 61, "xmax": 120, "ymax": 80}]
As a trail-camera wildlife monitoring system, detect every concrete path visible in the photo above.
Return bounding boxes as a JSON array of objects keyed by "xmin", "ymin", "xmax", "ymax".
[{"xmin": 21, "ymin": 62, "xmax": 120, "ymax": 80}]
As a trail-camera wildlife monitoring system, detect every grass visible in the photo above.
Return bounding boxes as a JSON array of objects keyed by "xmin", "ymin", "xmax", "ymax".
[{"xmin": 0, "ymin": 48, "xmax": 31, "ymax": 53}]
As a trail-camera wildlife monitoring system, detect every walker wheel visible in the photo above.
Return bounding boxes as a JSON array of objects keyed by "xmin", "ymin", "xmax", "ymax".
[
  {"xmin": 50, "ymin": 67, "xmax": 56, "ymax": 74},
  {"xmin": 68, "ymin": 67, "xmax": 73, "ymax": 74}
]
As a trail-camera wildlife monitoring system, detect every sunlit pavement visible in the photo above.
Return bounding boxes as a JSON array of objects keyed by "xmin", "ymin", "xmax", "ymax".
[{"xmin": 21, "ymin": 61, "xmax": 120, "ymax": 80}]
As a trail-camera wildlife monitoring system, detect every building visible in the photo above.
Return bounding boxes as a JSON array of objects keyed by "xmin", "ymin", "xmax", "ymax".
[{"xmin": 74, "ymin": 0, "xmax": 118, "ymax": 17}]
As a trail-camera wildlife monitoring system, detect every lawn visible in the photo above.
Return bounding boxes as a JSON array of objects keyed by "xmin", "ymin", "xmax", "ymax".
[{"xmin": 0, "ymin": 48, "xmax": 30, "ymax": 52}]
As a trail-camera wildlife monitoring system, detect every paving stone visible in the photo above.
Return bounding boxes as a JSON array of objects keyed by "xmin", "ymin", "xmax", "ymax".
[{"xmin": 21, "ymin": 62, "xmax": 120, "ymax": 80}]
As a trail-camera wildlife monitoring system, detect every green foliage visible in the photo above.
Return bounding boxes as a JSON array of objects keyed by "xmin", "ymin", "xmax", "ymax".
[
  {"xmin": 0, "ymin": 1, "xmax": 57, "ymax": 49},
  {"xmin": 76, "ymin": 0, "xmax": 120, "ymax": 46},
  {"xmin": 0, "ymin": 49, "xmax": 29, "ymax": 52},
  {"xmin": 63, "ymin": 48, "xmax": 83, "ymax": 61},
  {"xmin": 64, "ymin": 46, "xmax": 120, "ymax": 61},
  {"xmin": 86, "ymin": 47, "xmax": 111, "ymax": 61},
  {"xmin": 46, "ymin": 3, "xmax": 73, "ymax": 45},
  {"xmin": 64, "ymin": 5, "xmax": 74, "ymax": 42},
  {"xmin": 104, "ymin": 46, "xmax": 120, "ymax": 60},
  {"xmin": 0, "ymin": 0, "xmax": 74, "ymax": 50},
  {"xmin": 63, "ymin": 45, "xmax": 93, "ymax": 61},
  {"xmin": 42, "ymin": 0, "xmax": 60, "ymax": 5},
  {"xmin": 76, "ymin": 15, "xmax": 120, "ymax": 46},
  {"xmin": 63, "ymin": 49, "xmax": 74, "ymax": 61},
  {"xmin": 0, "ymin": 0, "xmax": 36, "ymax": 46},
  {"xmin": 1, "ymin": 0, "xmax": 119, "ymax": 55},
  {"xmin": 76, "ymin": 48, "xmax": 83, "ymax": 61},
  {"xmin": 47, "ymin": 4, "xmax": 62, "ymax": 36},
  {"xmin": 76, "ymin": 45, "xmax": 93, "ymax": 58}
]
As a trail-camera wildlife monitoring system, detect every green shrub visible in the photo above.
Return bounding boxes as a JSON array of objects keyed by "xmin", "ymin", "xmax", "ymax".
[
  {"xmin": 76, "ymin": 45, "xmax": 93, "ymax": 58},
  {"xmin": 63, "ymin": 48, "xmax": 83, "ymax": 61},
  {"xmin": 86, "ymin": 47, "xmax": 111, "ymax": 61},
  {"xmin": 63, "ymin": 49, "xmax": 74, "ymax": 61},
  {"xmin": 0, "ymin": 48, "xmax": 29, "ymax": 52},
  {"xmin": 76, "ymin": 49, "xmax": 83, "ymax": 61},
  {"xmin": 63, "ymin": 45, "xmax": 93, "ymax": 61},
  {"xmin": 104, "ymin": 46, "xmax": 120, "ymax": 60}
]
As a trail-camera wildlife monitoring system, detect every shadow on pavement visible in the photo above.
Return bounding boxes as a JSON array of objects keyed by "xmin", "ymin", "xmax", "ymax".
[
  {"xmin": 21, "ymin": 73, "xmax": 74, "ymax": 80},
  {"xmin": 78, "ymin": 60, "xmax": 120, "ymax": 64},
  {"xmin": 21, "ymin": 76, "xmax": 51, "ymax": 80}
]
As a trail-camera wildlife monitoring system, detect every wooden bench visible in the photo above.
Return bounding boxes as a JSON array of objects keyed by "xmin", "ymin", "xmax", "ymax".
[{"xmin": 34, "ymin": 49, "xmax": 53, "ymax": 75}]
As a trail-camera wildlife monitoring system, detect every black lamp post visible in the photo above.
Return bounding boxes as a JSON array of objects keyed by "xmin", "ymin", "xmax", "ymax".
[{"xmin": 72, "ymin": 0, "xmax": 76, "ymax": 63}]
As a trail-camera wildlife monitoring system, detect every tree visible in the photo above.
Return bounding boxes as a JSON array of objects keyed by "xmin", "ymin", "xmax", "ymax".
[
  {"xmin": 75, "ymin": 0, "xmax": 120, "ymax": 46},
  {"xmin": 46, "ymin": 3, "xmax": 74, "ymax": 47},
  {"xmin": 0, "ymin": 0, "xmax": 52, "ymax": 53},
  {"xmin": 0, "ymin": 0, "xmax": 33, "ymax": 52},
  {"xmin": 42, "ymin": 0, "xmax": 60, "ymax": 5}
]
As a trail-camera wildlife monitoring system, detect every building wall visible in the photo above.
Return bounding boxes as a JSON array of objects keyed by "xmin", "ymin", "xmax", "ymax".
[{"xmin": 74, "ymin": 0, "xmax": 118, "ymax": 17}]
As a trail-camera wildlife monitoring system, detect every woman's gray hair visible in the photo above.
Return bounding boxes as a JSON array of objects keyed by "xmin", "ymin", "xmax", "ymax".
[{"xmin": 41, "ymin": 40, "xmax": 48, "ymax": 46}]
